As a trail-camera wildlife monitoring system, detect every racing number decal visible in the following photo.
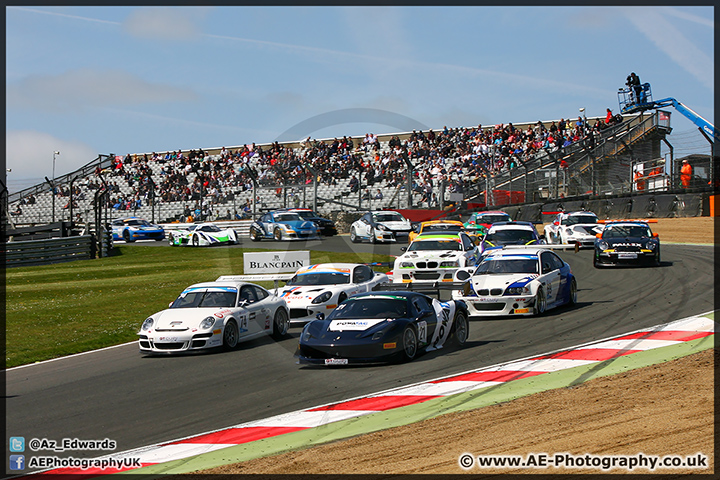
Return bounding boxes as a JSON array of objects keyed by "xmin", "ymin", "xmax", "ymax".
[
  {"xmin": 417, "ymin": 321, "xmax": 427, "ymax": 343},
  {"xmin": 546, "ymin": 281, "xmax": 552, "ymax": 298},
  {"xmin": 239, "ymin": 316, "xmax": 248, "ymax": 329},
  {"xmin": 433, "ymin": 308, "xmax": 451, "ymax": 349}
]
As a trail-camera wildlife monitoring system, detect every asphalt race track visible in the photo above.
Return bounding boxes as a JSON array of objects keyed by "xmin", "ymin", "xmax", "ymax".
[{"xmin": 6, "ymin": 237, "xmax": 715, "ymax": 468}]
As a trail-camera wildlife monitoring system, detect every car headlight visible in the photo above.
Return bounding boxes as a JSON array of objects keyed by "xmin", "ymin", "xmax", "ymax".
[
  {"xmin": 597, "ymin": 241, "xmax": 609, "ymax": 250},
  {"xmin": 311, "ymin": 291, "xmax": 333, "ymax": 304},
  {"xmin": 141, "ymin": 318, "xmax": 154, "ymax": 331},
  {"xmin": 646, "ymin": 242, "xmax": 657, "ymax": 250},
  {"xmin": 400, "ymin": 262, "xmax": 414, "ymax": 268},
  {"xmin": 376, "ymin": 224, "xmax": 388, "ymax": 231},
  {"xmin": 301, "ymin": 324, "xmax": 313, "ymax": 342},
  {"xmin": 200, "ymin": 316, "xmax": 215, "ymax": 329},
  {"xmin": 505, "ymin": 286, "xmax": 530, "ymax": 295},
  {"xmin": 440, "ymin": 260, "xmax": 459, "ymax": 268}
]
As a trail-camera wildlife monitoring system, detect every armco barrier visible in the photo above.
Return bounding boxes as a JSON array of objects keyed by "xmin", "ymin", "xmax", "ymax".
[
  {"xmin": 5, "ymin": 235, "xmax": 95, "ymax": 267},
  {"xmin": 494, "ymin": 192, "xmax": 711, "ymax": 224}
]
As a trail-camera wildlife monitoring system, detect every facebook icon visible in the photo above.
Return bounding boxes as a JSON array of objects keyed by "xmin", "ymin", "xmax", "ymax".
[{"xmin": 9, "ymin": 455, "xmax": 25, "ymax": 470}]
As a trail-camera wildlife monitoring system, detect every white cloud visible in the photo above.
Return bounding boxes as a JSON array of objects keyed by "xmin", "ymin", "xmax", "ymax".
[
  {"xmin": 6, "ymin": 131, "xmax": 100, "ymax": 192},
  {"xmin": 7, "ymin": 69, "xmax": 197, "ymax": 112},
  {"xmin": 123, "ymin": 7, "xmax": 210, "ymax": 40},
  {"xmin": 622, "ymin": 7, "xmax": 713, "ymax": 90}
]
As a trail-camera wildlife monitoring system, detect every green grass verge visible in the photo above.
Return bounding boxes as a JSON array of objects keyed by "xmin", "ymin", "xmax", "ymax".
[{"xmin": 6, "ymin": 246, "xmax": 394, "ymax": 368}]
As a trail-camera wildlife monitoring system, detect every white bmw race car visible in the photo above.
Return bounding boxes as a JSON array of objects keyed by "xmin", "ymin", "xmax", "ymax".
[
  {"xmin": 138, "ymin": 280, "xmax": 289, "ymax": 354},
  {"xmin": 452, "ymin": 246, "xmax": 577, "ymax": 317},
  {"xmin": 392, "ymin": 232, "xmax": 480, "ymax": 284},
  {"xmin": 544, "ymin": 211, "xmax": 602, "ymax": 248}
]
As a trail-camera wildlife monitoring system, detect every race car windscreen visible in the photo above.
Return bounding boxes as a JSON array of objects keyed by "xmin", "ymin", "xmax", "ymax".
[
  {"xmin": 477, "ymin": 214, "xmax": 510, "ymax": 223},
  {"xmin": 274, "ymin": 213, "xmax": 302, "ymax": 222},
  {"xmin": 171, "ymin": 289, "xmax": 238, "ymax": 308},
  {"xmin": 563, "ymin": 214, "xmax": 598, "ymax": 225},
  {"xmin": 126, "ymin": 219, "xmax": 151, "ymax": 226},
  {"xmin": 408, "ymin": 239, "xmax": 461, "ymax": 251},
  {"xmin": 330, "ymin": 297, "xmax": 408, "ymax": 319},
  {"xmin": 603, "ymin": 225, "xmax": 652, "ymax": 238},
  {"xmin": 286, "ymin": 272, "xmax": 350, "ymax": 285},
  {"xmin": 374, "ymin": 213, "xmax": 403, "ymax": 223},
  {"xmin": 294, "ymin": 211, "xmax": 316, "ymax": 220},
  {"xmin": 476, "ymin": 258, "xmax": 538, "ymax": 274},
  {"xmin": 485, "ymin": 229, "xmax": 536, "ymax": 244},
  {"xmin": 425, "ymin": 224, "xmax": 462, "ymax": 233}
]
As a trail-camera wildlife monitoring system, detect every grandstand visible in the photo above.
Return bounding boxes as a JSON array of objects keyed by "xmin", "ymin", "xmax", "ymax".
[{"xmin": 3, "ymin": 110, "xmax": 715, "ymax": 235}]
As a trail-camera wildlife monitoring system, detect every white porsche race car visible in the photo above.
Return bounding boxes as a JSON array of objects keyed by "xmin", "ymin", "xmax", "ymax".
[
  {"xmin": 392, "ymin": 232, "xmax": 480, "ymax": 284},
  {"xmin": 138, "ymin": 280, "xmax": 289, "ymax": 354},
  {"xmin": 280, "ymin": 263, "xmax": 391, "ymax": 323},
  {"xmin": 350, "ymin": 210, "xmax": 413, "ymax": 243},
  {"xmin": 544, "ymin": 211, "xmax": 602, "ymax": 248},
  {"xmin": 452, "ymin": 246, "xmax": 577, "ymax": 318}
]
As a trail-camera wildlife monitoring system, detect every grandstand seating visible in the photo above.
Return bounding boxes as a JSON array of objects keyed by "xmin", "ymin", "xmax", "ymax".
[{"xmin": 7, "ymin": 113, "xmax": 671, "ymax": 229}]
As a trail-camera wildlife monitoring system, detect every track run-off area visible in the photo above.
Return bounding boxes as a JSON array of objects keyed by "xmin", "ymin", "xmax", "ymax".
[{"xmin": 6, "ymin": 235, "xmax": 715, "ymax": 475}]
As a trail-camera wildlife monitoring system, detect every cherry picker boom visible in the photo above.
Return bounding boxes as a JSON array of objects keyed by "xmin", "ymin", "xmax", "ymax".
[{"xmin": 618, "ymin": 82, "xmax": 718, "ymax": 143}]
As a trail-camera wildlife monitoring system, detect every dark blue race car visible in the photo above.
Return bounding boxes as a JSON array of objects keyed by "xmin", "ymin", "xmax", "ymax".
[{"xmin": 296, "ymin": 291, "xmax": 469, "ymax": 365}]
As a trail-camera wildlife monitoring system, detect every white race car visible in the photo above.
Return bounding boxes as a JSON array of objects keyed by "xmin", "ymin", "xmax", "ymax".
[
  {"xmin": 452, "ymin": 247, "xmax": 577, "ymax": 318},
  {"xmin": 544, "ymin": 211, "xmax": 602, "ymax": 247},
  {"xmin": 280, "ymin": 263, "xmax": 390, "ymax": 323},
  {"xmin": 350, "ymin": 211, "xmax": 413, "ymax": 243},
  {"xmin": 392, "ymin": 232, "xmax": 480, "ymax": 284},
  {"xmin": 138, "ymin": 280, "xmax": 289, "ymax": 354},
  {"xmin": 168, "ymin": 223, "xmax": 238, "ymax": 246}
]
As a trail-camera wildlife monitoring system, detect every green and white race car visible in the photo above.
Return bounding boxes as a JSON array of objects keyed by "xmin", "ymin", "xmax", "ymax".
[{"xmin": 168, "ymin": 223, "xmax": 238, "ymax": 247}]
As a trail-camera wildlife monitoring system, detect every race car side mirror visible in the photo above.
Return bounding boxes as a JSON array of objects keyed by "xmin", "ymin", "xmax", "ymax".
[
  {"xmin": 316, "ymin": 312, "xmax": 325, "ymax": 321},
  {"xmin": 238, "ymin": 299, "xmax": 249, "ymax": 308},
  {"xmin": 653, "ymin": 233, "xmax": 659, "ymax": 238},
  {"xmin": 456, "ymin": 269, "xmax": 471, "ymax": 281},
  {"xmin": 596, "ymin": 233, "xmax": 602, "ymax": 238},
  {"xmin": 400, "ymin": 246, "xmax": 407, "ymax": 252}
]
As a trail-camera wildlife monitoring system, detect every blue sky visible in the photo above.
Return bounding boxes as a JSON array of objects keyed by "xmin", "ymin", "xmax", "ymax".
[{"xmin": 5, "ymin": 5, "xmax": 715, "ymax": 193}]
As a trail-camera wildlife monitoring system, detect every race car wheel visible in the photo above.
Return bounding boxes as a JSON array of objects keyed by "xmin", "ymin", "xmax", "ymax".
[
  {"xmin": 274, "ymin": 228, "xmax": 283, "ymax": 241},
  {"xmin": 192, "ymin": 234, "xmax": 199, "ymax": 247},
  {"xmin": 593, "ymin": 255, "xmax": 601, "ymax": 268},
  {"xmin": 350, "ymin": 227, "xmax": 359, "ymax": 243},
  {"xmin": 249, "ymin": 228, "xmax": 261, "ymax": 242},
  {"xmin": 452, "ymin": 311, "xmax": 469, "ymax": 346},
  {"xmin": 655, "ymin": 250, "xmax": 661, "ymax": 267},
  {"xmin": 167, "ymin": 234, "xmax": 175, "ymax": 246},
  {"xmin": 533, "ymin": 288, "xmax": 547, "ymax": 316},
  {"xmin": 568, "ymin": 277, "xmax": 578, "ymax": 305},
  {"xmin": 123, "ymin": 230, "xmax": 134, "ymax": 243},
  {"xmin": 223, "ymin": 320, "xmax": 239, "ymax": 350},
  {"xmin": 271, "ymin": 308, "xmax": 289, "ymax": 340},
  {"xmin": 400, "ymin": 326, "xmax": 418, "ymax": 362},
  {"xmin": 370, "ymin": 227, "xmax": 378, "ymax": 244}
]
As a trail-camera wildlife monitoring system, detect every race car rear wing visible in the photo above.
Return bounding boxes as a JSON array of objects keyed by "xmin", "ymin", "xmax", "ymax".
[
  {"xmin": 598, "ymin": 219, "xmax": 658, "ymax": 223},
  {"xmin": 372, "ymin": 280, "xmax": 471, "ymax": 298},
  {"xmin": 486, "ymin": 244, "xmax": 580, "ymax": 253},
  {"xmin": 215, "ymin": 274, "xmax": 295, "ymax": 290}
]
